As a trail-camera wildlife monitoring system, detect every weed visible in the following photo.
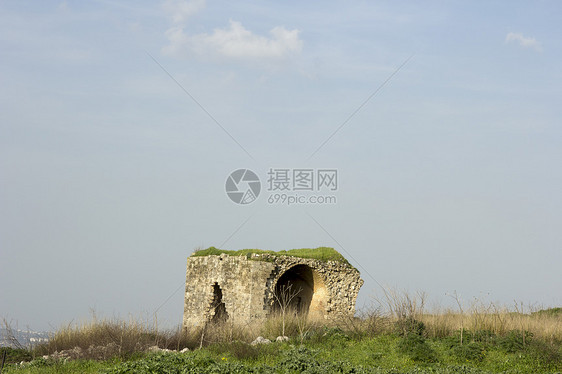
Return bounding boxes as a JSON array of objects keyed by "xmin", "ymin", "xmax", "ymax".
[
  {"xmin": 451, "ymin": 342, "xmax": 486, "ymax": 362},
  {"xmin": 394, "ymin": 318, "xmax": 426, "ymax": 338},
  {"xmin": 278, "ymin": 345, "xmax": 321, "ymax": 371},
  {"xmin": 496, "ymin": 330, "xmax": 533, "ymax": 353},
  {"xmin": 0, "ymin": 347, "xmax": 32, "ymax": 364},
  {"xmin": 208, "ymin": 341, "xmax": 267, "ymax": 360},
  {"xmin": 526, "ymin": 339, "xmax": 562, "ymax": 366},
  {"xmin": 397, "ymin": 333, "xmax": 438, "ymax": 363}
]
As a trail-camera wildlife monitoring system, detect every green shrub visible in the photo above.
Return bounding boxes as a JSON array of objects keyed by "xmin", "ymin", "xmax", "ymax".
[
  {"xmin": 306, "ymin": 327, "xmax": 352, "ymax": 349},
  {"xmin": 451, "ymin": 342, "xmax": 486, "ymax": 362},
  {"xmin": 445, "ymin": 330, "xmax": 496, "ymax": 348},
  {"xmin": 397, "ymin": 333, "xmax": 437, "ymax": 363},
  {"xmin": 208, "ymin": 341, "xmax": 258, "ymax": 360},
  {"xmin": 206, "ymin": 361, "xmax": 253, "ymax": 374},
  {"xmin": 394, "ymin": 318, "xmax": 426, "ymax": 337},
  {"xmin": 208, "ymin": 341, "xmax": 281, "ymax": 361},
  {"xmin": 468, "ymin": 330, "xmax": 495, "ymax": 344},
  {"xmin": 277, "ymin": 346, "xmax": 320, "ymax": 372},
  {"xmin": 104, "ymin": 352, "xmax": 216, "ymax": 374},
  {"xmin": 318, "ymin": 327, "xmax": 350, "ymax": 342},
  {"xmin": 0, "ymin": 347, "xmax": 32, "ymax": 364},
  {"xmin": 526, "ymin": 339, "xmax": 562, "ymax": 366},
  {"xmin": 497, "ymin": 330, "xmax": 533, "ymax": 353}
]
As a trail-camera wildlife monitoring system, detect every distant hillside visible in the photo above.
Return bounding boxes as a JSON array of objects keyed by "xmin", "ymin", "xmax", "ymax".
[{"xmin": 0, "ymin": 327, "xmax": 49, "ymax": 348}]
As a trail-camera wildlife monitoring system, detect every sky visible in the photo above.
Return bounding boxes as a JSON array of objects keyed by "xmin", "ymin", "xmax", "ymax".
[{"xmin": 1, "ymin": 0, "xmax": 561, "ymax": 332}]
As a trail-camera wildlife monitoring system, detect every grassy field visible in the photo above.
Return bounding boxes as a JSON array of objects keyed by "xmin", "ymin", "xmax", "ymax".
[{"xmin": 2, "ymin": 302, "xmax": 560, "ymax": 374}]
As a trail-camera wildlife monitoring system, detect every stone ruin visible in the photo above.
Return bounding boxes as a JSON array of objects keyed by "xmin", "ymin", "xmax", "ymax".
[{"xmin": 182, "ymin": 250, "xmax": 363, "ymax": 328}]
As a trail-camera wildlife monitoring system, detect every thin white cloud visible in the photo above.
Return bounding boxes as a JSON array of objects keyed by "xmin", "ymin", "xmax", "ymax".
[
  {"xmin": 163, "ymin": 20, "xmax": 303, "ymax": 61},
  {"xmin": 505, "ymin": 32, "xmax": 542, "ymax": 51},
  {"xmin": 163, "ymin": 0, "xmax": 205, "ymax": 24}
]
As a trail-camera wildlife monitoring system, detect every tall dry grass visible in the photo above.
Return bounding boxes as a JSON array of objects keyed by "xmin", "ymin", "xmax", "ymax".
[
  {"xmin": 421, "ymin": 308, "xmax": 562, "ymax": 343},
  {"xmin": 372, "ymin": 287, "xmax": 561, "ymax": 343},
  {"xmin": 34, "ymin": 315, "xmax": 195, "ymax": 358},
  {"xmin": 28, "ymin": 291, "xmax": 560, "ymax": 360}
]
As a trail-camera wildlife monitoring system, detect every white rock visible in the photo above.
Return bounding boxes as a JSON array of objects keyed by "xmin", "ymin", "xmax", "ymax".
[
  {"xmin": 180, "ymin": 348, "xmax": 190, "ymax": 353},
  {"xmin": 276, "ymin": 336, "xmax": 289, "ymax": 342},
  {"xmin": 250, "ymin": 336, "xmax": 271, "ymax": 345}
]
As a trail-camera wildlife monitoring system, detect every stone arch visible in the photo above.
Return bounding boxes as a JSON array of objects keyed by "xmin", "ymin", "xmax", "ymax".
[
  {"xmin": 208, "ymin": 282, "xmax": 228, "ymax": 323},
  {"xmin": 272, "ymin": 264, "xmax": 328, "ymax": 319}
]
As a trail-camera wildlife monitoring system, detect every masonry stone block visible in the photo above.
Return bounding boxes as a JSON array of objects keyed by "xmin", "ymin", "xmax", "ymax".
[{"xmin": 183, "ymin": 253, "xmax": 363, "ymax": 328}]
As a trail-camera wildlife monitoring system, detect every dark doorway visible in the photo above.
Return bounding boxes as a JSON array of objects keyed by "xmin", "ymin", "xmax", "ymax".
[
  {"xmin": 273, "ymin": 265, "xmax": 314, "ymax": 315},
  {"xmin": 209, "ymin": 282, "xmax": 228, "ymax": 323}
]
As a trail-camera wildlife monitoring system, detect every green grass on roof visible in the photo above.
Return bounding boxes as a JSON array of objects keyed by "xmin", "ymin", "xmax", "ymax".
[{"xmin": 191, "ymin": 246, "xmax": 351, "ymax": 265}]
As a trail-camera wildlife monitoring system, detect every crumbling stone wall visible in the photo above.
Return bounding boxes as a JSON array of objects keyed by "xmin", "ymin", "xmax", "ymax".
[{"xmin": 183, "ymin": 253, "xmax": 363, "ymax": 328}]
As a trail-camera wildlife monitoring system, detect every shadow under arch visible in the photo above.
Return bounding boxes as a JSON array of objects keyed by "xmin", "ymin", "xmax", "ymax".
[{"xmin": 272, "ymin": 264, "xmax": 328, "ymax": 318}]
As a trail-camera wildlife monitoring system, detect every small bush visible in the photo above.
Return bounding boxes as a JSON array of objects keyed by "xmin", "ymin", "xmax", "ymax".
[
  {"xmin": 445, "ymin": 329, "xmax": 496, "ymax": 347},
  {"xmin": 526, "ymin": 339, "xmax": 562, "ymax": 366},
  {"xmin": 470, "ymin": 329, "xmax": 495, "ymax": 343},
  {"xmin": 0, "ymin": 347, "xmax": 33, "ymax": 364},
  {"xmin": 394, "ymin": 318, "xmax": 426, "ymax": 337},
  {"xmin": 496, "ymin": 330, "xmax": 533, "ymax": 353},
  {"xmin": 355, "ymin": 309, "xmax": 389, "ymax": 338},
  {"xmin": 451, "ymin": 342, "xmax": 486, "ymax": 362},
  {"xmin": 277, "ymin": 346, "xmax": 320, "ymax": 372},
  {"xmin": 208, "ymin": 341, "xmax": 266, "ymax": 360},
  {"xmin": 397, "ymin": 333, "xmax": 437, "ymax": 363},
  {"xmin": 261, "ymin": 315, "xmax": 301, "ymax": 338},
  {"xmin": 197, "ymin": 321, "xmax": 258, "ymax": 347},
  {"xmin": 19, "ymin": 357, "xmax": 54, "ymax": 369},
  {"xmin": 315, "ymin": 326, "xmax": 350, "ymax": 341},
  {"xmin": 104, "ymin": 352, "xmax": 216, "ymax": 374}
]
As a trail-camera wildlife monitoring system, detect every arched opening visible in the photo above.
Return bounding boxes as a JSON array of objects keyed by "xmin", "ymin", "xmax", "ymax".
[
  {"xmin": 272, "ymin": 265, "xmax": 327, "ymax": 318},
  {"xmin": 208, "ymin": 282, "xmax": 228, "ymax": 323}
]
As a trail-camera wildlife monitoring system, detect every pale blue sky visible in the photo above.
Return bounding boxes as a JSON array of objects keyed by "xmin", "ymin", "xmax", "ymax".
[{"xmin": 1, "ymin": 0, "xmax": 561, "ymax": 331}]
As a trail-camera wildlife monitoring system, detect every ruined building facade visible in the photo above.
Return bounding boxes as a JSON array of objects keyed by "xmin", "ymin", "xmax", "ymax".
[{"xmin": 182, "ymin": 253, "xmax": 363, "ymax": 327}]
